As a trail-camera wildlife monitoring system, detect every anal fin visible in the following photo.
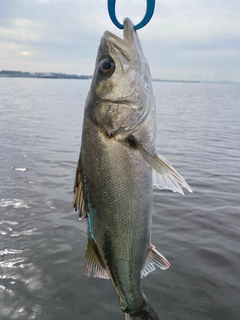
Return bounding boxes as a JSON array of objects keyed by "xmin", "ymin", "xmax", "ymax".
[
  {"xmin": 84, "ymin": 237, "xmax": 110, "ymax": 279},
  {"xmin": 141, "ymin": 245, "xmax": 170, "ymax": 278}
]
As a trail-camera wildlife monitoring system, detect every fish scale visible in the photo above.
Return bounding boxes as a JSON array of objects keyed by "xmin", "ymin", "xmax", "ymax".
[{"xmin": 81, "ymin": 115, "xmax": 152, "ymax": 310}]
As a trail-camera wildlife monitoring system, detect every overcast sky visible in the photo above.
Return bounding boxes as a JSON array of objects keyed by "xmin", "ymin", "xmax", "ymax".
[{"xmin": 0, "ymin": 0, "xmax": 239, "ymax": 81}]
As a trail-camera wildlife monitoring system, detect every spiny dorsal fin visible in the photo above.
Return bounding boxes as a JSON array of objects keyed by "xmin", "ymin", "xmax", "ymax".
[
  {"xmin": 141, "ymin": 245, "xmax": 170, "ymax": 278},
  {"xmin": 132, "ymin": 137, "xmax": 192, "ymax": 194},
  {"xmin": 73, "ymin": 158, "xmax": 87, "ymax": 219},
  {"xmin": 84, "ymin": 237, "xmax": 110, "ymax": 279}
]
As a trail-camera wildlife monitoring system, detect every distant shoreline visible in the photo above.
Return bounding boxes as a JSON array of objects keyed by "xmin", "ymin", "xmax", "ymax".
[
  {"xmin": 0, "ymin": 75, "xmax": 92, "ymax": 80},
  {"xmin": 0, "ymin": 71, "xmax": 92, "ymax": 80},
  {"xmin": 0, "ymin": 74, "xmax": 199, "ymax": 83},
  {"xmin": 152, "ymin": 79, "xmax": 200, "ymax": 83},
  {"xmin": 0, "ymin": 70, "xmax": 238, "ymax": 84}
]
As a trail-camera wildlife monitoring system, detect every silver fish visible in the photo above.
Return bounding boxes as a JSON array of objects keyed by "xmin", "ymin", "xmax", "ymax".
[{"xmin": 74, "ymin": 18, "xmax": 192, "ymax": 320}]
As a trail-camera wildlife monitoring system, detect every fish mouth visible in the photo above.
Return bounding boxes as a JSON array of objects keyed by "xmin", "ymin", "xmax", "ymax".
[{"xmin": 102, "ymin": 18, "xmax": 137, "ymax": 61}]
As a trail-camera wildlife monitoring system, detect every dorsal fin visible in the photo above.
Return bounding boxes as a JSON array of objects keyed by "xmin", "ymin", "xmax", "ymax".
[{"xmin": 141, "ymin": 245, "xmax": 170, "ymax": 278}]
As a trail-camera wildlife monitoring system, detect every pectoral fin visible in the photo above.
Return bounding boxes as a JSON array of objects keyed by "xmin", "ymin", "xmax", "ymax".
[
  {"xmin": 84, "ymin": 237, "xmax": 110, "ymax": 279},
  {"xmin": 141, "ymin": 245, "xmax": 170, "ymax": 278},
  {"xmin": 73, "ymin": 158, "xmax": 87, "ymax": 219},
  {"xmin": 128, "ymin": 136, "xmax": 192, "ymax": 194}
]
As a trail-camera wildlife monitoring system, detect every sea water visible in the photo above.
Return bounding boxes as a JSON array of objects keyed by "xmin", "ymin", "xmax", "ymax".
[{"xmin": 0, "ymin": 78, "xmax": 239, "ymax": 320}]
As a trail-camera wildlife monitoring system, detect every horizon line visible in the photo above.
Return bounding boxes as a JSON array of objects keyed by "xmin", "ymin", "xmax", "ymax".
[{"xmin": 0, "ymin": 70, "xmax": 238, "ymax": 84}]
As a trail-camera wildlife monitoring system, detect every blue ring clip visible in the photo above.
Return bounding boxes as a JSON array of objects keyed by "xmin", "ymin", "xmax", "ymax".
[{"xmin": 107, "ymin": 0, "xmax": 155, "ymax": 30}]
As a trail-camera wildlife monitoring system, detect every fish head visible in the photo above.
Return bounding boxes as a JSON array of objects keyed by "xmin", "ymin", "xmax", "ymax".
[{"xmin": 89, "ymin": 18, "xmax": 155, "ymax": 140}]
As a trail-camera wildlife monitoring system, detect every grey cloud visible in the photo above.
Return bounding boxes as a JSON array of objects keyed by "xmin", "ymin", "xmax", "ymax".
[{"xmin": 0, "ymin": 0, "xmax": 239, "ymax": 81}]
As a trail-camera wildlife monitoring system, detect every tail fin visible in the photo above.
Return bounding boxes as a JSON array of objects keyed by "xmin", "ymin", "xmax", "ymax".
[{"xmin": 124, "ymin": 304, "xmax": 160, "ymax": 320}]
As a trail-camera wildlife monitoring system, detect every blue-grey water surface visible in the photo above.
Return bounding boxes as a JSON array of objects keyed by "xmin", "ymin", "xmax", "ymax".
[{"xmin": 0, "ymin": 78, "xmax": 239, "ymax": 320}]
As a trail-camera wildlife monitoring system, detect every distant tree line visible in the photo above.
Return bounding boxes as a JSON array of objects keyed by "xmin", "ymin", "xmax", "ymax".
[{"xmin": 0, "ymin": 70, "xmax": 92, "ymax": 79}]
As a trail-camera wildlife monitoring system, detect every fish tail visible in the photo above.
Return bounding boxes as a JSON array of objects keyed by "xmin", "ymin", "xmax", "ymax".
[{"xmin": 124, "ymin": 303, "xmax": 160, "ymax": 320}]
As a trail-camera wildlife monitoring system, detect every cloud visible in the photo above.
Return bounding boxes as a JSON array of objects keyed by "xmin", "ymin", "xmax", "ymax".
[
  {"xmin": 0, "ymin": 0, "xmax": 239, "ymax": 81},
  {"xmin": 19, "ymin": 51, "xmax": 33, "ymax": 56}
]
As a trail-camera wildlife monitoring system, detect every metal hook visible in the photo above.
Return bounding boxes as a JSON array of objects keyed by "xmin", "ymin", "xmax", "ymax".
[{"xmin": 107, "ymin": 0, "xmax": 155, "ymax": 30}]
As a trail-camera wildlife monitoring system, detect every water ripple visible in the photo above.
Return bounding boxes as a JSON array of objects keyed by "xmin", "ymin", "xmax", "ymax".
[
  {"xmin": 0, "ymin": 257, "xmax": 29, "ymax": 268},
  {"xmin": 11, "ymin": 167, "xmax": 27, "ymax": 172},
  {"xmin": 10, "ymin": 228, "xmax": 40, "ymax": 237},
  {"xmin": 0, "ymin": 248, "xmax": 23, "ymax": 256},
  {"xmin": 0, "ymin": 79, "xmax": 239, "ymax": 320},
  {"xmin": 0, "ymin": 199, "xmax": 31, "ymax": 209}
]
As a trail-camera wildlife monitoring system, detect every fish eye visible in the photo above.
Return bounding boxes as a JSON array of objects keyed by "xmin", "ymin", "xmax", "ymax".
[{"xmin": 99, "ymin": 59, "xmax": 113, "ymax": 74}]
